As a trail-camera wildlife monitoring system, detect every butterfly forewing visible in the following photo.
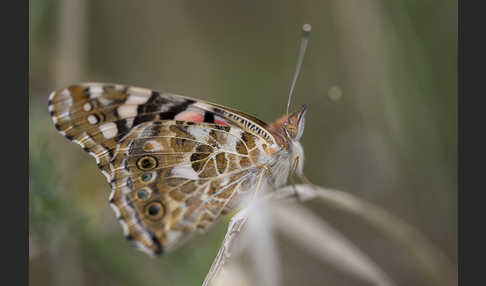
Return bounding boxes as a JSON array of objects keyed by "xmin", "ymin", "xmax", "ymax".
[
  {"xmin": 48, "ymin": 83, "xmax": 276, "ymax": 256},
  {"xmin": 49, "ymin": 83, "xmax": 197, "ymax": 180}
]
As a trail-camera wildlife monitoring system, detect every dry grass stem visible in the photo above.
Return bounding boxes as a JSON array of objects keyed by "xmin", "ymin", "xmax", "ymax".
[
  {"xmin": 202, "ymin": 209, "xmax": 249, "ymax": 286},
  {"xmin": 203, "ymin": 184, "xmax": 456, "ymax": 286},
  {"xmin": 272, "ymin": 203, "xmax": 396, "ymax": 286},
  {"xmin": 307, "ymin": 185, "xmax": 457, "ymax": 286},
  {"xmin": 245, "ymin": 201, "xmax": 281, "ymax": 286}
]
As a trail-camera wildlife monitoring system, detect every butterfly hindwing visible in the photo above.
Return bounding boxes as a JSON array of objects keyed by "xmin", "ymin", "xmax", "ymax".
[{"xmin": 110, "ymin": 120, "xmax": 268, "ymax": 255}]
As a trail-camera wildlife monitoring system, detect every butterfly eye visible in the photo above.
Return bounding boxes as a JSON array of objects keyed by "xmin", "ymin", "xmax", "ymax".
[
  {"xmin": 137, "ymin": 188, "xmax": 151, "ymax": 200},
  {"xmin": 282, "ymin": 123, "xmax": 291, "ymax": 138},
  {"xmin": 137, "ymin": 156, "xmax": 158, "ymax": 171},
  {"xmin": 145, "ymin": 201, "xmax": 165, "ymax": 220}
]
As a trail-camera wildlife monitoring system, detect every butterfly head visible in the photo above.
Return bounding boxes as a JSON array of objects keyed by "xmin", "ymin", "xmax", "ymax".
[
  {"xmin": 269, "ymin": 104, "xmax": 307, "ymax": 181},
  {"xmin": 271, "ymin": 104, "xmax": 307, "ymax": 143},
  {"xmin": 283, "ymin": 104, "xmax": 307, "ymax": 141}
]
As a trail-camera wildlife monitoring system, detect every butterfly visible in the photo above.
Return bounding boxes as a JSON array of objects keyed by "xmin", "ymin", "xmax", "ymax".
[
  {"xmin": 48, "ymin": 25, "xmax": 312, "ymax": 257},
  {"xmin": 48, "ymin": 83, "xmax": 307, "ymax": 256}
]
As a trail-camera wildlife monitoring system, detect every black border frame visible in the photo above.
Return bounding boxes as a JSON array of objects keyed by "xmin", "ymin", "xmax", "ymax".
[
  {"xmin": 459, "ymin": 0, "xmax": 484, "ymax": 285},
  {"xmin": 5, "ymin": 0, "xmax": 28, "ymax": 285}
]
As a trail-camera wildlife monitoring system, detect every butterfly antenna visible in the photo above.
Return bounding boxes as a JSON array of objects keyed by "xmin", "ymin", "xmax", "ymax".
[{"xmin": 286, "ymin": 24, "xmax": 312, "ymax": 114}]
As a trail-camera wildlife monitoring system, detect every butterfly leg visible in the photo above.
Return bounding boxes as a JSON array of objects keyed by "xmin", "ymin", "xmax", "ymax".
[
  {"xmin": 251, "ymin": 166, "xmax": 269, "ymax": 201},
  {"xmin": 288, "ymin": 155, "xmax": 316, "ymax": 201},
  {"xmin": 289, "ymin": 155, "xmax": 305, "ymax": 202}
]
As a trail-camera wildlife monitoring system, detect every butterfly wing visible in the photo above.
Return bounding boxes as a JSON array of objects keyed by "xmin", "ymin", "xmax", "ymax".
[
  {"xmin": 49, "ymin": 83, "xmax": 274, "ymax": 255},
  {"xmin": 110, "ymin": 120, "xmax": 268, "ymax": 255}
]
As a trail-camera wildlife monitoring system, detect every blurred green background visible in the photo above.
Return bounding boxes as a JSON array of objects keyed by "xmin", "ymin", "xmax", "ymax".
[{"xmin": 29, "ymin": 1, "xmax": 457, "ymax": 285}]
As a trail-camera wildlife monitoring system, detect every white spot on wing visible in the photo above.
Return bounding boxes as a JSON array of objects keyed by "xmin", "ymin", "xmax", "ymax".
[
  {"xmin": 98, "ymin": 97, "xmax": 112, "ymax": 106},
  {"xmin": 119, "ymin": 219, "xmax": 129, "ymax": 236},
  {"xmin": 187, "ymin": 126, "xmax": 210, "ymax": 140},
  {"xmin": 48, "ymin": 91, "xmax": 56, "ymax": 102},
  {"xmin": 89, "ymin": 86, "xmax": 103, "ymax": 94},
  {"xmin": 110, "ymin": 203, "xmax": 121, "ymax": 218},
  {"xmin": 117, "ymin": 105, "xmax": 138, "ymax": 118},
  {"xmin": 170, "ymin": 166, "xmax": 199, "ymax": 180},
  {"xmin": 88, "ymin": 86, "xmax": 103, "ymax": 99},
  {"xmin": 99, "ymin": 122, "xmax": 118, "ymax": 139},
  {"xmin": 72, "ymin": 138, "xmax": 86, "ymax": 148},
  {"xmin": 109, "ymin": 190, "xmax": 115, "ymax": 201},
  {"xmin": 87, "ymin": 114, "xmax": 98, "ymax": 124},
  {"xmin": 133, "ymin": 239, "xmax": 157, "ymax": 257},
  {"xmin": 101, "ymin": 170, "xmax": 111, "ymax": 181},
  {"xmin": 83, "ymin": 103, "xmax": 92, "ymax": 111},
  {"xmin": 126, "ymin": 93, "xmax": 150, "ymax": 105}
]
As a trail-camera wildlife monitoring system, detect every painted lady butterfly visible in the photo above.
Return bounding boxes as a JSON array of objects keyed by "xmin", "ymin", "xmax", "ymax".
[{"xmin": 48, "ymin": 25, "xmax": 311, "ymax": 257}]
